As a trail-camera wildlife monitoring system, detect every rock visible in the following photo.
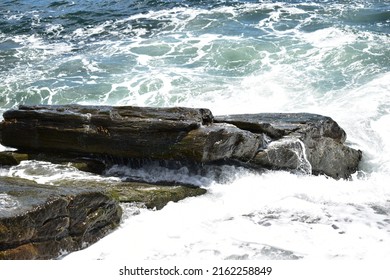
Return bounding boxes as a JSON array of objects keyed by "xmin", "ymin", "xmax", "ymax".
[
  {"xmin": 0, "ymin": 106, "xmax": 362, "ymax": 179},
  {"xmin": 169, "ymin": 123, "xmax": 262, "ymax": 162},
  {"xmin": 0, "ymin": 176, "xmax": 122, "ymax": 260},
  {"xmin": 56, "ymin": 178, "xmax": 207, "ymax": 210},
  {"xmin": 0, "ymin": 105, "xmax": 261, "ymax": 163},
  {"xmin": 215, "ymin": 113, "xmax": 362, "ymax": 179},
  {"xmin": 112, "ymin": 184, "xmax": 206, "ymax": 210},
  {"xmin": 0, "ymin": 163, "xmax": 207, "ymax": 259},
  {"xmin": 215, "ymin": 113, "xmax": 346, "ymax": 141},
  {"xmin": 252, "ymin": 138, "xmax": 312, "ymax": 174},
  {"xmin": 0, "ymin": 105, "xmax": 214, "ymax": 160},
  {"xmin": 0, "ymin": 151, "xmax": 28, "ymax": 166}
]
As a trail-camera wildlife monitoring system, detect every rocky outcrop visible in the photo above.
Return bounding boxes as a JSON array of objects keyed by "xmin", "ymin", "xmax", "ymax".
[
  {"xmin": 0, "ymin": 105, "xmax": 362, "ymax": 179},
  {"xmin": 0, "ymin": 105, "xmax": 261, "ymax": 163},
  {"xmin": 0, "ymin": 176, "xmax": 122, "ymax": 260},
  {"xmin": 215, "ymin": 113, "xmax": 362, "ymax": 179}
]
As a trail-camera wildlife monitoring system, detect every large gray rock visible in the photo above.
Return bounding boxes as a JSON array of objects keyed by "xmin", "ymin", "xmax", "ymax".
[
  {"xmin": 169, "ymin": 123, "xmax": 262, "ymax": 162},
  {"xmin": 215, "ymin": 113, "xmax": 362, "ymax": 179},
  {"xmin": 0, "ymin": 176, "xmax": 122, "ymax": 260},
  {"xmin": 0, "ymin": 105, "xmax": 362, "ymax": 179},
  {"xmin": 0, "ymin": 105, "xmax": 261, "ymax": 163}
]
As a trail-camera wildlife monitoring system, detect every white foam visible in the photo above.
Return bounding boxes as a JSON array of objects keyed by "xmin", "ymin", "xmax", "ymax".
[
  {"xmin": 371, "ymin": 114, "xmax": 390, "ymax": 173},
  {"xmin": 45, "ymin": 23, "xmax": 64, "ymax": 37},
  {"xmin": 81, "ymin": 58, "xmax": 102, "ymax": 73},
  {"xmin": 63, "ymin": 171, "xmax": 390, "ymax": 260},
  {"xmin": 302, "ymin": 27, "xmax": 357, "ymax": 48},
  {"xmin": 6, "ymin": 160, "xmax": 120, "ymax": 185},
  {"xmin": 0, "ymin": 193, "xmax": 19, "ymax": 210}
]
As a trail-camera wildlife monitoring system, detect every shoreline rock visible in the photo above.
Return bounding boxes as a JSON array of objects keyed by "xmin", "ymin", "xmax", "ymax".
[
  {"xmin": 0, "ymin": 176, "xmax": 122, "ymax": 260},
  {"xmin": 0, "ymin": 105, "xmax": 362, "ymax": 179},
  {"xmin": 215, "ymin": 113, "xmax": 362, "ymax": 179}
]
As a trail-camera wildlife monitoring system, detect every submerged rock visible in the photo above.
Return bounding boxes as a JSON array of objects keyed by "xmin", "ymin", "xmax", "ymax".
[{"xmin": 0, "ymin": 176, "xmax": 122, "ymax": 260}]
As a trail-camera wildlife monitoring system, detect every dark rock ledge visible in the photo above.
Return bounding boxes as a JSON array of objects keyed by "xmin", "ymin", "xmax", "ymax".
[
  {"xmin": 0, "ymin": 176, "xmax": 122, "ymax": 260},
  {"xmin": 0, "ymin": 105, "xmax": 362, "ymax": 259}
]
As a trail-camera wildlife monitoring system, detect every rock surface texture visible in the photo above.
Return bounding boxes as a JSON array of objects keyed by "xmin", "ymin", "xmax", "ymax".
[
  {"xmin": 0, "ymin": 176, "xmax": 122, "ymax": 260},
  {"xmin": 0, "ymin": 105, "xmax": 362, "ymax": 179},
  {"xmin": 215, "ymin": 113, "xmax": 362, "ymax": 179}
]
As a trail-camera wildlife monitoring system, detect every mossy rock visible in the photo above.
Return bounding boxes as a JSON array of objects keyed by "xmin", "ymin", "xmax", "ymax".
[
  {"xmin": 0, "ymin": 151, "xmax": 29, "ymax": 166},
  {"xmin": 54, "ymin": 178, "xmax": 207, "ymax": 210},
  {"xmin": 109, "ymin": 183, "xmax": 207, "ymax": 210}
]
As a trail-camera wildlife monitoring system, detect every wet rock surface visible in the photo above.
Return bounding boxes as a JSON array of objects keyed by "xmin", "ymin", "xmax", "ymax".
[
  {"xmin": 0, "ymin": 157, "xmax": 207, "ymax": 259},
  {"xmin": 0, "ymin": 105, "xmax": 224, "ymax": 161},
  {"xmin": 215, "ymin": 113, "xmax": 362, "ymax": 179},
  {"xmin": 0, "ymin": 105, "xmax": 362, "ymax": 179},
  {"xmin": 57, "ymin": 179, "xmax": 207, "ymax": 211},
  {"xmin": 0, "ymin": 176, "xmax": 121, "ymax": 260}
]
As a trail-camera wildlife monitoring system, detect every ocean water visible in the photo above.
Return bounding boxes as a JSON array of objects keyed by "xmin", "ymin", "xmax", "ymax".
[{"xmin": 0, "ymin": 0, "xmax": 390, "ymax": 260}]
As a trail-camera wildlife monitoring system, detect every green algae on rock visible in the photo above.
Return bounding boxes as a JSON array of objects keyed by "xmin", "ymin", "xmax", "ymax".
[{"xmin": 53, "ymin": 178, "xmax": 207, "ymax": 211}]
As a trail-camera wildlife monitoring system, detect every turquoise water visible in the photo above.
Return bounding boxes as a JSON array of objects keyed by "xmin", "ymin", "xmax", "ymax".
[
  {"xmin": 1, "ymin": 0, "xmax": 390, "ymax": 260},
  {"xmin": 1, "ymin": 1, "xmax": 388, "ymax": 109}
]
